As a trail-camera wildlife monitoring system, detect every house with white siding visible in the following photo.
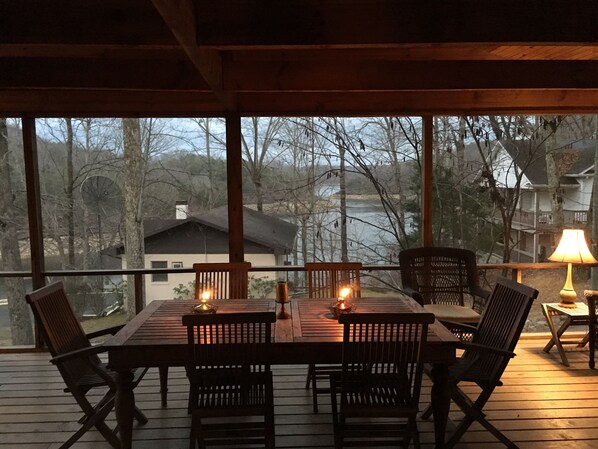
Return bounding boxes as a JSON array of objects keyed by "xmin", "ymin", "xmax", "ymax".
[{"xmin": 109, "ymin": 205, "xmax": 297, "ymax": 303}]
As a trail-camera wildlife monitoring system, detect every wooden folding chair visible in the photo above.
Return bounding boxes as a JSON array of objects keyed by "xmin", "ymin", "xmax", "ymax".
[
  {"xmin": 585, "ymin": 290, "xmax": 598, "ymax": 369},
  {"xmin": 330, "ymin": 312, "xmax": 434, "ymax": 449},
  {"xmin": 421, "ymin": 277, "xmax": 538, "ymax": 449},
  {"xmin": 26, "ymin": 282, "xmax": 148, "ymax": 449},
  {"xmin": 183, "ymin": 312, "xmax": 276, "ymax": 449},
  {"xmin": 304, "ymin": 262, "xmax": 362, "ymax": 413}
]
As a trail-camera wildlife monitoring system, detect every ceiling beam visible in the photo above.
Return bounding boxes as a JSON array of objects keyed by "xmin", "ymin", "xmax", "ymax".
[
  {"xmin": 0, "ymin": 89, "xmax": 224, "ymax": 117},
  {"xmin": 196, "ymin": 0, "xmax": 598, "ymax": 48},
  {"xmin": 1, "ymin": 57, "xmax": 210, "ymax": 90},
  {"xmin": 0, "ymin": 44, "xmax": 186, "ymax": 59},
  {"xmin": 151, "ymin": 0, "xmax": 234, "ymax": 109},
  {"xmin": 229, "ymin": 45, "xmax": 598, "ymax": 62},
  {"xmin": 223, "ymin": 60, "xmax": 598, "ymax": 91},
  {"xmin": 0, "ymin": 0, "xmax": 175, "ymax": 45},
  {"xmin": 2, "ymin": 88, "xmax": 598, "ymax": 117}
]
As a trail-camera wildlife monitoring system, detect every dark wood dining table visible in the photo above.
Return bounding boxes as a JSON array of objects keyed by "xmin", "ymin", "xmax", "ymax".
[{"xmin": 107, "ymin": 296, "xmax": 459, "ymax": 449}]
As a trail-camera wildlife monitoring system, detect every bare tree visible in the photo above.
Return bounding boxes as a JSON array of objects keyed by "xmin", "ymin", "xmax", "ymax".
[
  {"xmin": 241, "ymin": 117, "xmax": 284, "ymax": 211},
  {"xmin": 0, "ymin": 118, "xmax": 33, "ymax": 344},
  {"xmin": 122, "ymin": 118, "xmax": 145, "ymax": 318}
]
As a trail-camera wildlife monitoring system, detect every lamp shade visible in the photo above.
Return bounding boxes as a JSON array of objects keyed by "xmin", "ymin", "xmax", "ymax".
[{"xmin": 548, "ymin": 229, "xmax": 598, "ymax": 264}]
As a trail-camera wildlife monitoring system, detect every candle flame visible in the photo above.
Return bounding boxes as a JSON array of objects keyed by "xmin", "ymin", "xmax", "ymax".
[
  {"xmin": 200, "ymin": 290, "xmax": 211, "ymax": 301},
  {"xmin": 338, "ymin": 287, "xmax": 352, "ymax": 300}
]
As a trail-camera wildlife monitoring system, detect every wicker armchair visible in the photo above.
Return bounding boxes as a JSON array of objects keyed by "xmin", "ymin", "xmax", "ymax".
[{"xmin": 399, "ymin": 247, "xmax": 490, "ymax": 340}]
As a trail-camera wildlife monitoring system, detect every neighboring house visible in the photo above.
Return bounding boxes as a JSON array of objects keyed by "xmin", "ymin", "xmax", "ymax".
[
  {"xmin": 488, "ymin": 139, "xmax": 595, "ymax": 262},
  {"xmin": 108, "ymin": 205, "xmax": 298, "ymax": 303}
]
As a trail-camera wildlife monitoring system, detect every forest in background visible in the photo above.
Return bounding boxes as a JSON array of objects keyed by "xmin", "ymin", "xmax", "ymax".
[{"xmin": 1, "ymin": 115, "xmax": 597, "ymax": 344}]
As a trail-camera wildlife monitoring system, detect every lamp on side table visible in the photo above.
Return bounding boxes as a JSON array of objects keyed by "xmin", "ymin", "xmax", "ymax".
[{"xmin": 548, "ymin": 229, "xmax": 597, "ymax": 308}]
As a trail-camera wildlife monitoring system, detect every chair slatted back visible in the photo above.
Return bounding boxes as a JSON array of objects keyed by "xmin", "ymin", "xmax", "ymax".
[
  {"xmin": 338, "ymin": 312, "xmax": 434, "ymax": 407},
  {"xmin": 183, "ymin": 312, "xmax": 276, "ymax": 373},
  {"xmin": 586, "ymin": 293, "xmax": 598, "ymax": 369},
  {"xmin": 462, "ymin": 277, "xmax": 537, "ymax": 385},
  {"xmin": 399, "ymin": 247, "xmax": 482, "ymax": 308},
  {"xmin": 305, "ymin": 262, "xmax": 362, "ymax": 299},
  {"xmin": 193, "ymin": 262, "xmax": 251, "ymax": 300},
  {"xmin": 25, "ymin": 282, "xmax": 98, "ymax": 385}
]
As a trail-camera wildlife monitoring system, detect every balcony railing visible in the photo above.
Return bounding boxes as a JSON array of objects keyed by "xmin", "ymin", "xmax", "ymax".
[{"xmin": 512, "ymin": 209, "xmax": 588, "ymax": 227}]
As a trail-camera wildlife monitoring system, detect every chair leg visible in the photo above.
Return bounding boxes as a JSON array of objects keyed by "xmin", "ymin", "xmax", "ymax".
[
  {"xmin": 306, "ymin": 363, "xmax": 314, "ymax": 388},
  {"xmin": 187, "ymin": 381, "xmax": 198, "ymax": 414},
  {"xmin": 133, "ymin": 406, "xmax": 148, "ymax": 425},
  {"xmin": 312, "ymin": 369, "xmax": 319, "ymax": 413},
  {"xmin": 189, "ymin": 412, "xmax": 197, "ymax": 449},
  {"xmin": 420, "ymin": 403, "xmax": 433, "ymax": 420},
  {"xmin": 159, "ymin": 366, "xmax": 169, "ymax": 407},
  {"xmin": 410, "ymin": 417, "xmax": 421, "ymax": 449}
]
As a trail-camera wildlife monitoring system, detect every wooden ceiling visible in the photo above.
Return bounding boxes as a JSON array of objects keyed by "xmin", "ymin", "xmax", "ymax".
[{"xmin": 2, "ymin": 0, "xmax": 598, "ymax": 117}]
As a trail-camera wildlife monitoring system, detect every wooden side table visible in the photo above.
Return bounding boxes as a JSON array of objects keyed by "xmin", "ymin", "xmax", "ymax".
[{"xmin": 541, "ymin": 302, "xmax": 589, "ymax": 366}]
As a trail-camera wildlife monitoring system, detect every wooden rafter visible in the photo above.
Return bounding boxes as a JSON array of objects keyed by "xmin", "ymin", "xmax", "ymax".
[{"xmin": 150, "ymin": 0, "xmax": 235, "ymax": 109}]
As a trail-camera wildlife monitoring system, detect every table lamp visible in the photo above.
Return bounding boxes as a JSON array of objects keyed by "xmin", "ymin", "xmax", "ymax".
[{"xmin": 548, "ymin": 229, "xmax": 597, "ymax": 308}]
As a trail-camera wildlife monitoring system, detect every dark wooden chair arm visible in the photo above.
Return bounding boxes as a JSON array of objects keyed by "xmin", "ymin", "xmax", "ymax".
[
  {"xmin": 459, "ymin": 342, "xmax": 515, "ymax": 358},
  {"xmin": 50, "ymin": 345, "xmax": 106, "ymax": 365},
  {"xmin": 440, "ymin": 320, "xmax": 477, "ymax": 333},
  {"xmin": 402, "ymin": 287, "xmax": 424, "ymax": 305},
  {"xmin": 86, "ymin": 324, "xmax": 124, "ymax": 340},
  {"xmin": 440, "ymin": 320, "xmax": 477, "ymax": 342}
]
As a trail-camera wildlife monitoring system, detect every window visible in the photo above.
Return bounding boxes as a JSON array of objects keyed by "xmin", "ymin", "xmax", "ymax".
[
  {"xmin": 172, "ymin": 262, "xmax": 183, "ymax": 268},
  {"xmin": 151, "ymin": 261, "xmax": 168, "ymax": 282}
]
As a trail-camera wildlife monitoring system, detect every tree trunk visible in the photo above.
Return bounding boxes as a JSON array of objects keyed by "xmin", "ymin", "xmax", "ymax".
[
  {"xmin": 338, "ymin": 138, "xmax": 349, "ymax": 263},
  {"xmin": 543, "ymin": 116, "xmax": 564, "ymax": 230},
  {"xmin": 205, "ymin": 118, "xmax": 215, "ymax": 208},
  {"xmin": 122, "ymin": 118, "xmax": 145, "ymax": 318},
  {"xmin": 0, "ymin": 119, "xmax": 33, "ymax": 344},
  {"xmin": 65, "ymin": 118, "xmax": 75, "ymax": 268}
]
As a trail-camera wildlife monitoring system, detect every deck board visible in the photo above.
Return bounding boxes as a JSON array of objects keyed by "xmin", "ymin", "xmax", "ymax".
[{"xmin": 1, "ymin": 338, "xmax": 598, "ymax": 448}]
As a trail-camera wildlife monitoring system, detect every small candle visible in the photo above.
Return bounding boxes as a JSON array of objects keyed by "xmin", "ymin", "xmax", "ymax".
[
  {"xmin": 337, "ymin": 287, "xmax": 352, "ymax": 308},
  {"xmin": 194, "ymin": 290, "xmax": 216, "ymax": 313},
  {"xmin": 338, "ymin": 287, "xmax": 352, "ymax": 301},
  {"xmin": 333, "ymin": 286, "xmax": 353, "ymax": 317}
]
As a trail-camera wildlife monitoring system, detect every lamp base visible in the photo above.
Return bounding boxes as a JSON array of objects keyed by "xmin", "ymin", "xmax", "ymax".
[{"xmin": 558, "ymin": 288, "xmax": 578, "ymax": 309}]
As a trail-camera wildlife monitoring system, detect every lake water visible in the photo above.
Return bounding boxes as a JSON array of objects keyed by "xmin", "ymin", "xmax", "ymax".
[{"xmin": 290, "ymin": 195, "xmax": 414, "ymax": 264}]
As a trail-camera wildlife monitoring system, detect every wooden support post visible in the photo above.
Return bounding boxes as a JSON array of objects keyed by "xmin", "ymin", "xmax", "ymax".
[
  {"xmin": 422, "ymin": 116, "xmax": 434, "ymax": 247},
  {"xmin": 23, "ymin": 118, "xmax": 45, "ymax": 290},
  {"xmin": 226, "ymin": 112, "xmax": 245, "ymax": 262},
  {"xmin": 23, "ymin": 117, "xmax": 45, "ymax": 348},
  {"xmin": 134, "ymin": 273, "xmax": 144, "ymax": 314}
]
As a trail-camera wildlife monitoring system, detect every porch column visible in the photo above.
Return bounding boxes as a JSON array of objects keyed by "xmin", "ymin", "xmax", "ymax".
[
  {"xmin": 23, "ymin": 117, "xmax": 46, "ymax": 348},
  {"xmin": 422, "ymin": 116, "xmax": 433, "ymax": 247},
  {"xmin": 226, "ymin": 112, "xmax": 245, "ymax": 262},
  {"xmin": 23, "ymin": 117, "xmax": 45, "ymax": 290},
  {"xmin": 533, "ymin": 190, "xmax": 539, "ymax": 262}
]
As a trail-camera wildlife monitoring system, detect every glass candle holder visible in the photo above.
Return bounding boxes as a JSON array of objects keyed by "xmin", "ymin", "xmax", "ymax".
[{"xmin": 193, "ymin": 290, "xmax": 217, "ymax": 314}]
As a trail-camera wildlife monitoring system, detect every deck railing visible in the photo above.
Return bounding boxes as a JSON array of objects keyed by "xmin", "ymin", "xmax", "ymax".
[{"xmin": 0, "ymin": 261, "xmax": 582, "ymax": 350}]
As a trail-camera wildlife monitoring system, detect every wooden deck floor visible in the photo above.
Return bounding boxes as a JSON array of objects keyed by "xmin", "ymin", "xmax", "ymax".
[{"xmin": 1, "ymin": 337, "xmax": 598, "ymax": 449}]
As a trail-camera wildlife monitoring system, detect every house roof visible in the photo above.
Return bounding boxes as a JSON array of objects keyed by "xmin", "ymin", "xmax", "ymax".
[
  {"xmin": 499, "ymin": 139, "xmax": 597, "ymax": 187},
  {"xmin": 142, "ymin": 206, "xmax": 297, "ymax": 254},
  {"xmin": 2, "ymin": 0, "xmax": 598, "ymax": 116}
]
